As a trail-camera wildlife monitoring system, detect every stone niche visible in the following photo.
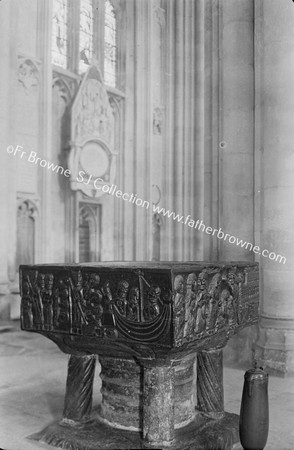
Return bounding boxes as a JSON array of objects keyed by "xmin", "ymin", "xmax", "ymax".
[{"xmin": 68, "ymin": 65, "xmax": 116, "ymax": 197}]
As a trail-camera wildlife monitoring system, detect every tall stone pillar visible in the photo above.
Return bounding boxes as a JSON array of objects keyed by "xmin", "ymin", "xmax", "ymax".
[
  {"xmin": 160, "ymin": 0, "xmax": 204, "ymax": 262},
  {"xmin": 0, "ymin": 0, "xmax": 14, "ymax": 317},
  {"xmin": 172, "ymin": 0, "xmax": 205, "ymax": 262},
  {"xmin": 218, "ymin": 0, "xmax": 255, "ymax": 364},
  {"xmin": 37, "ymin": 0, "xmax": 53, "ymax": 263},
  {"xmin": 219, "ymin": 0, "xmax": 255, "ymax": 261},
  {"xmin": 197, "ymin": 348, "xmax": 224, "ymax": 417},
  {"xmin": 254, "ymin": 0, "xmax": 294, "ymax": 375},
  {"xmin": 63, "ymin": 355, "xmax": 96, "ymax": 423},
  {"xmin": 142, "ymin": 361, "xmax": 175, "ymax": 448}
]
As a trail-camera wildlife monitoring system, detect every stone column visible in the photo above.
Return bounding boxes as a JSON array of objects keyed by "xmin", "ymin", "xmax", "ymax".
[
  {"xmin": 98, "ymin": 354, "xmax": 195, "ymax": 432},
  {"xmin": 197, "ymin": 348, "xmax": 224, "ymax": 416},
  {"xmin": 63, "ymin": 355, "xmax": 96, "ymax": 423},
  {"xmin": 218, "ymin": 0, "xmax": 256, "ymax": 365},
  {"xmin": 98, "ymin": 356, "xmax": 142, "ymax": 430},
  {"xmin": 219, "ymin": 0, "xmax": 255, "ymax": 261},
  {"xmin": 0, "ymin": 0, "xmax": 14, "ymax": 317},
  {"xmin": 142, "ymin": 361, "xmax": 175, "ymax": 448},
  {"xmin": 174, "ymin": 354, "xmax": 196, "ymax": 429},
  {"xmin": 37, "ymin": 0, "xmax": 53, "ymax": 263},
  {"xmin": 0, "ymin": 2, "xmax": 11, "ymax": 319},
  {"xmin": 254, "ymin": 0, "xmax": 294, "ymax": 375},
  {"xmin": 167, "ymin": 0, "xmax": 205, "ymax": 262}
]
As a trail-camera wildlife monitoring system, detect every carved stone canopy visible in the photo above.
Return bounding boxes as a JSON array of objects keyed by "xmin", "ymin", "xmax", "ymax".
[{"xmin": 68, "ymin": 65, "xmax": 116, "ymax": 197}]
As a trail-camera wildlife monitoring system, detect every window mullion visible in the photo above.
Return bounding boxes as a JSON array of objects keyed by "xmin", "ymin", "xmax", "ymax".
[
  {"xmin": 97, "ymin": 0, "xmax": 105, "ymax": 75},
  {"xmin": 69, "ymin": 0, "xmax": 81, "ymax": 73},
  {"xmin": 104, "ymin": 0, "xmax": 117, "ymax": 87}
]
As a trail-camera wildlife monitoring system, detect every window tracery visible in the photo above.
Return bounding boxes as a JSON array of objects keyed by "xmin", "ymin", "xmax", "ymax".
[
  {"xmin": 79, "ymin": 0, "xmax": 94, "ymax": 74},
  {"xmin": 104, "ymin": 0, "xmax": 117, "ymax": 87},
  {"xmin": 52, "ymin": 0, "xmax": 69, "ymax": 69}
]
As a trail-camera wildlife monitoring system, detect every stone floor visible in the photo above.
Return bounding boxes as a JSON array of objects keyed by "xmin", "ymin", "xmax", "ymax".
[{"xmin": 0, "ymin": 322, "xmax": 293, "ymax": 450}]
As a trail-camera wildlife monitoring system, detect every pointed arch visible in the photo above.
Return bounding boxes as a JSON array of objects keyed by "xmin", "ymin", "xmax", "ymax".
[
  {"xmin": 78, "ymin": 203, "xmax": 101, "ymax": 262},
  {"xmin": 16, "ymin": 200, "xmax": 39, "ymax": 267},
  {"xmin": 52, "ymin": 76, "xmax": 72, "ymax": 119}
]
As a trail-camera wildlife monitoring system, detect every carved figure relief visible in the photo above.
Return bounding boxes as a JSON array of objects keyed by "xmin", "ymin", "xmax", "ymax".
[
  {"xmin": 126, "ymin": 287, "xmax": 140, "ymax": 322},
  {"xmin": 69, "ymin": 65, "xmax": 117, "ymax": 197},
  {"xmin": 102, "ymin": 280, "xmax": 116, "ymax": 327},
  {"xmin": 144, "ymin": 286, "xmax": 162, "ymax": 321},
  {"xmin": 82, "ymin": 273, "xmax": 104, "ymax": 335},
  {"xmin": 216, "ymin": 287, "xmax": 230, "ymax": 329},
  {"xmin": 194, "ymin": 296, "xmax": 206, "ymax": 336},
  {"xmin": 70, "ymin": 270, "xmax": 85, "ymax": 332},
  {"xmin": 173, "ymin": 265, "xmax": 259, "ymax": 346},
  {"xmin": 20, "ymin": 268, "xmax": 171, "ymax": 344},
  {"xmin": 174, "ymin": 275, "xmax": 185, "ymax": 342},
  {"xmin": 18, "ymin": 59, "xmax": 40, "ymax": 94},
  {"xmin": 21, "ymin": 281, "xmax": 33, "ymax": 329},
  {"xmin": 184, "ymin": 273, "xmax": 197, "ymax": 336},
  {"xmin": 43, "ymin": 274, "xmax": 54, "ymax": 331},
  {"xmin": 26, "ymin": 272, "xmax": 44, "ymax": 330},
  {"xmin": 195, "ymin": 270, "xmax": 208, "ymax": 335},
  {"xmin": 226, "ymin": 294, "xmax": 237, "ymax": 328},
  {"xmin": 20, "ymin": 265, "xmax": 258, "ymax": 348},
  {"xmin": 115, "ymin": 280, "xmax": 129, "ymax": 317},
  {"xmin": 55, "ymin": 277, "xmax": 71, "ymax": 332},
  {"xmin": 74, "ymin": 78, "xmax": 114, "ymax": 146},
  {"xmin": 206, "ymin": 274, "xmax": 222, "ymax": 333}
]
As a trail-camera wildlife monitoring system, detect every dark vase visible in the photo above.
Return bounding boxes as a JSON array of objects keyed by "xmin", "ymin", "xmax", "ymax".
[{"xmin": 239, "ymin": 367, "xmax": 269, "ymax": 450}]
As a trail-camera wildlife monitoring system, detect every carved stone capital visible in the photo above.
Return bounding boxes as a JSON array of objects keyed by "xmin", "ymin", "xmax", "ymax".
[{"xmin": 17, "ymin": 55, "xmax": 42, "ymax": 94}]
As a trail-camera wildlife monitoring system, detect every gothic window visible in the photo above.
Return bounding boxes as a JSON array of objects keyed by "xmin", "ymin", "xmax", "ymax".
[
  {"xmin": 52, "ymin": 0, "xmax": 69, "ymax": 69},
  {"xmin": 104, "ymin": 0, "xmax": 117, "ymax": 87},
  {"xmin": 79, "ymin": 0, "xmax": 94, "ymax": 74},
  {"xmin": 79, "ymin": 214, "xmax": 91, "ymax": 262},
  {"xmin": 78, "ymin": 203, "xmax": 101, "ymax": 262},
  {"xmin": 16, "ymin": 201, "xmax": 36, "ymax": 267},
  {"xmin": 51, "ymin": 0, "xmax": 121, "ymax": 89}
]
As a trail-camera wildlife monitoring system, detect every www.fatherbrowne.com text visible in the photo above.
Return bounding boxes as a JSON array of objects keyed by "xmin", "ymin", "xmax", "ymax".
[
  {"xmin": 7, "ymin": 144, "xmax": 286, "ymax": 265},
  {"xmin": 152, "ymin": 205, "xmax": 286, "ymax": 265}
]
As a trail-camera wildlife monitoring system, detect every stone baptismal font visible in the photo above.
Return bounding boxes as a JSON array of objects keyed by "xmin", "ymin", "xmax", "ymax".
[{"xmin": 20, "ymin": 261, "xmax": 259, "ymax": 449}]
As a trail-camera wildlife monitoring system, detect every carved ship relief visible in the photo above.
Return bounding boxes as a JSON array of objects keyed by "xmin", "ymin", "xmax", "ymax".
[
  {"xmin": 20, "ymin": 263, "xmax": 258, "ymax": 351},
  {"xmin": 113, "ymin": 272, "xmax": 171, "ymax": 343},
  {"xmin": 20, "ymin": 268, "xmax": 172, "ymax": 345}
]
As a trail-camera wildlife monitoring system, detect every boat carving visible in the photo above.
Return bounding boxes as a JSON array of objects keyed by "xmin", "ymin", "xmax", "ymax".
[
  {"xmin": 113, "ymin": 302, "xmax": 171, "ymax": 342},
  {"xmin": 113, "ymin": 270, "xmax": 171, "ymax": 343},
  {"xmin": 20, "ymin": 267, "xmax": 172, "ymax": 344}
]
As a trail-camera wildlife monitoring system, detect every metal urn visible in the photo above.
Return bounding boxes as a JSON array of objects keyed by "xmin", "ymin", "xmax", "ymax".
[{"xmin": 239, "ymin": 366, "xmax": 269, "ymax": 450}]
